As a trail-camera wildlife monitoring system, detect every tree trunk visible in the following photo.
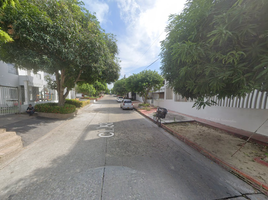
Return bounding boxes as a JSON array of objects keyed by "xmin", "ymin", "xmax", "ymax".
[
  {"xmin": 143, "ymin": 89, "xmax": 150, "ymax": 104},
  {"xmin": 56, "ymin": 70, "xmax": 66, "ymax": 107}
]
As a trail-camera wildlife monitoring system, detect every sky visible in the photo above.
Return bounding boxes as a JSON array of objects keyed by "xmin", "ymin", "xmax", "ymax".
[{"xmin": 81, "ymin": 0, "xmax": 187, "ymax": 81}]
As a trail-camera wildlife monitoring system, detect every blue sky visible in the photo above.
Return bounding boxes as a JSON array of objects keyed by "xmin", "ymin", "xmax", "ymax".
[{"xmin": 81, "ymin": 0, "xmax": 186, "ymax": 80}]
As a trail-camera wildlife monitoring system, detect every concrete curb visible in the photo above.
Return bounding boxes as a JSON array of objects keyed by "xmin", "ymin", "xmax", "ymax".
[
  {"xmin": 37, "ymin": 112, "xmax": 76, "ymax": 119},
  {"xmin": 254, "ymin": 157, "xmax": 268, "ymax": 168},
  {"xmin": 134, "ymin": 108, "xmax": 268, "ymax": 195}
]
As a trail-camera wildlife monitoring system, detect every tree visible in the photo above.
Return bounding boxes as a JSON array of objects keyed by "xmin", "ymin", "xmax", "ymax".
[
  {"xmin": 0, "ymin": 0, "xmax": 20, "ymax": 43},
  {"xmin": 0, "ymin": 0, "xmax": 120, "ymax": 106},
  {"xmin": 127, "ymin": 70, "xmax": 164, "ymax": 103},
  {"xmin": 93, "ymin": 81, "xmax": 106, "ymax": 96},
  {"xmin": 160, "ymin": 0, "xmax": 268, "ymax": 108},
  {"xmin": 76, "ymin": 83, "xmax": 96, "ymax": 97},
  {"xmin": 113, "ymin": 78, "xmax": 128, "ymax": 96}
]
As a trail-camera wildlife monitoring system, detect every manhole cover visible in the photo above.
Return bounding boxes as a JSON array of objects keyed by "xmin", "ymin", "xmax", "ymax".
[{"xmin": 98, "ymin": 132, "xmax": 114, "ymax": 138}]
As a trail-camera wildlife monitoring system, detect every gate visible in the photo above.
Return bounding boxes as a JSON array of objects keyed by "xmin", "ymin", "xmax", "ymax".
[{"xmin": 0, "ymin": 86, "xmax": 20, "ymax": 115}]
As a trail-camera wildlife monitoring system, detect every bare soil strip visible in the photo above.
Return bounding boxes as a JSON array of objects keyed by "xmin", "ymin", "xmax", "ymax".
[{"xmin": 165, "ymin": 122, "xmax": 268, "ymax": 187}]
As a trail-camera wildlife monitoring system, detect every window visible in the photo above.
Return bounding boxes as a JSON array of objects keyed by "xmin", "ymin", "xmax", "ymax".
[
  {"xmin": 7, "ymin": 64, "xmax": 18, "ymax": 75},
  {"xmin": 9, "ymin": 88, "xmax": 18, "ymax": 100}
]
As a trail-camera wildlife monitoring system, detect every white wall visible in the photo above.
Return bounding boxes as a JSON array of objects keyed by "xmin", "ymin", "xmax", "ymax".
[
  {"xmin": 153, "ymin": 99, "xmax": 268, "ymax": 137},
  {"xmin": 0, "ymin": 61, "xmax": 19, "ymax": 87}
]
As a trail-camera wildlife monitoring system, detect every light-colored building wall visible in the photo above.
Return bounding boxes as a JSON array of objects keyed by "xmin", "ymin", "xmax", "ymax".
[
  {"xmin": 151, "ymin": 83, "xmax": 268, "ymax": 137},
  {"xmin": 0, "ymin": 62, "xmax": 19, "ymax": 87},
  {"xmin": 0, "ymin": 61, "xmax": 75, "ymax": 114}
]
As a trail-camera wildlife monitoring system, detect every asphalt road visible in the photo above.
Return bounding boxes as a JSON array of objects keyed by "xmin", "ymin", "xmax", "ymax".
[{"xmin": 0, "ymin": 95, "xmax": 267, "ymax": 200}]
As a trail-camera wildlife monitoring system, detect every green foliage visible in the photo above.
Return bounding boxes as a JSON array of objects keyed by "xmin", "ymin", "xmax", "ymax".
[
  {"xmin": 76, "ymin": 83, "xmax": 96, "ymax": 97},
  {"xmin": 0, "ymin": 29, "xmax": 13, "ymax": 43},
  {"xmin": 0, "ymin": 0, "xmax": 19, "ymax": 8},
  {"xmin": 138, "ymin": 103, "xmax": 150, "ymax": 107},
  {"xmin": 127, "ymin": 70, "xmax": 164, "ymax": 103},
  {"xmin": 160, "ymin": 0, "xmax": 268, "ymax": 108},
  {"xmin": 0, "ymin": 0, "xmax": 120, "ymax": 106},
  {"xmin": 65, "ymin": 99, "xmax": 83, "ymax": 108},
  {"xmin": 113, "ymin": 79, "xmax": 128, "ymax": 96},
  {"xmin": 144, "ymin": 107, "xmax": 151, "ymax": 111},
  {"xmin": 93, "ymin": 81, "xmax": 107, "ymax": 96},
  {"xmin": 0, "ymin": 0, "xmax": 19, "ymax": 44},
  {"xmin": 65, "ymin": 99, "xmax": 90, "ymax": 108},
  {"xmin": 35, "ymin": 103, "xmax": 76, "ymax": 114},
  {"xmin": 80, "ymin": 100, "xmax": 91, "ymax": 107}
]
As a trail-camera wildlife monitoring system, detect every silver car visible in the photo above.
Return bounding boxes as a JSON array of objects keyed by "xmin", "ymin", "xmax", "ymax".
[
  {"xmin": 120, "ymin": 99, "xmax": 134, "ymax": 110},
  {"xmin": 117, "ymin": 96, "xmax": 124, "ymax": 102}
]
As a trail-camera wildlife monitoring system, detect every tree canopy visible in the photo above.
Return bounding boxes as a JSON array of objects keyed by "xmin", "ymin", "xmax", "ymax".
[
  {"xmin": 126, "ymin": 70, "xmax": 164, "ymax": 103},
  {"xmin": 0, "ymin": 0, "xmax": 20, "ymax": 43},
  {"xmin": 113, "ymin": 78, "xmax": 128, "ymax": 96},
  {"xmin": 93, "ymin": 81, "xmax": 108, "ymax": 96},
  {"xmin": 160, "ymin": 0, "xmax": 268, "ymax": 108},
  {"xmin": 76, "ymin": 83, "xmax": 96, "ymax": 97},
  {"xmin": 0, "ymin": 0, "xmax": 120, "ymax": 106}
]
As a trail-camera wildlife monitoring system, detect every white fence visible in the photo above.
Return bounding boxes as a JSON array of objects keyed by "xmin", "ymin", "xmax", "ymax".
[
  {"xmin": 213, "ymin": 90, "xmax": 267, "ymax": 109},
  {"xmin": 0, "ymin": 86, "xmax": 20, "ymax": 115}
]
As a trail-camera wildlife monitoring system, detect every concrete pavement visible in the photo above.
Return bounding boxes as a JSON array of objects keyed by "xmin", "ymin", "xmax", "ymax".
[{"xmin": 0, "ymin": 96, "xmax": 267, "ymax": 199}]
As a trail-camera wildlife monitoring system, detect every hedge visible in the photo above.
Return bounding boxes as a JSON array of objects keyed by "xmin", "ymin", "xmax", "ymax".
[
  {"xmin": 65, "ymin": 99, "xmax": 90, "ymax": 108},
  {"xmin": 35, "ymin": 103, "xmax": 76, "ymax": 114}
]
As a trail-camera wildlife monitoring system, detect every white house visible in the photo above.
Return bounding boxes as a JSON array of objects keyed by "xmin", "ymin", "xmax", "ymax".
[{"xmin": 0, "ymin": 61, "xmax": 75, "ymax": 114}]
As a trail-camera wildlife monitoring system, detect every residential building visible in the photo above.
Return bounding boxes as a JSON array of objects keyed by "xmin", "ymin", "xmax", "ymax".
[{"xmin": 0, "ymin": 61, "xmax": 75, "ymax": 115}]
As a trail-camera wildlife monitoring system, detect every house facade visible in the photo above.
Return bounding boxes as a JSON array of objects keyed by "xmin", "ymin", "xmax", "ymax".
[{"xmin": 0, "ymin": 61, "xmax": 75, "ymax": 115}]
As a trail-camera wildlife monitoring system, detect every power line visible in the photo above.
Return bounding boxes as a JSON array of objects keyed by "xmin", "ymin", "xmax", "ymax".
[
  {"xmin": 142, "ymin": 31, "xmax": 165, "ymax": 57},
  {"xmin": 144, "ymin": 58, "xmax": 160, "ymax": 70}
]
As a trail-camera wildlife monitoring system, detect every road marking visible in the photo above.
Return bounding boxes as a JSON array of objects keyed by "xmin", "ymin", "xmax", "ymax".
[{"xmin": 97, "ymin": 123, "xmax": 114, "ymax": 138}]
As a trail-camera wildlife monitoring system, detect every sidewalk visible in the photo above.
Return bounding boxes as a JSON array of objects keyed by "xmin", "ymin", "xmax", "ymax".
[
  {"xmin": 0, "ymin": 114, "xmax": 66, "ymax": 147},
  {"xmin": 133, "ymin": 102, "xmax": 268, "ymax": 146}
]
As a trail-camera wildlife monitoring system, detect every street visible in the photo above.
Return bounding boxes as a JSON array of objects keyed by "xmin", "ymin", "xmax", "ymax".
[{"xmin": 0, "ymin": 95, "xmax": 267, "ymax": 200}]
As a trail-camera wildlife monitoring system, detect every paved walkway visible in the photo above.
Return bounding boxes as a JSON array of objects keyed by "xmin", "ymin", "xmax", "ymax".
[
  {"xmin": 133, "ymin": 102, "xmax": 268, "ymax": 146},
  {"xmin": 0, "ymin": 114, "xmax": 66, "ymax": 146}
]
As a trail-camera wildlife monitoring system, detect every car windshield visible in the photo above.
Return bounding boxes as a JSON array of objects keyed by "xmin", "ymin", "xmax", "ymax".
[
  {"xmin": 124, "ymin": 100, "xmax": 132, "ymax": 103},
  {"xmin": 118, "ymin": 97, "xmax": 123, "ymax": 99}
]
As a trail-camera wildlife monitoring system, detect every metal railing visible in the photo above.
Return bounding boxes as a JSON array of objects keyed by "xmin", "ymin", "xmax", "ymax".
[{"xmin": 0, "ymin": 86, "xmax": 19, "ymax": 115}]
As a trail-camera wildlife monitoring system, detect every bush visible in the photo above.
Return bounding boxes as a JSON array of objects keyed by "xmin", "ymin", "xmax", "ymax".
[
  {"xmin": 81, "ymin": 100, "xmax": 90, "ymax": 107},
  {"xmin": 65, "ymin": 99, "xmax": 90, "ymax": 108},
  {"xmin": 138, "ymin": 103, "xmax": 150, "ymax": 107},
  {"xmin": 81, "ymin": 97, "xmax": 97, "ymax": 100},
  {"xmin": 35, "ymin": 103, "xmax": 76, "ymax": 114},
  {"xmin": 65, "ymin": 99, "xmax": 83, "ymax": 108}
]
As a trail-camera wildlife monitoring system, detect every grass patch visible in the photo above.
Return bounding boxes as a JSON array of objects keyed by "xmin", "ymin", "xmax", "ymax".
[
  {"xmin": 138, "ymin": 103, "xmax": 150, "ymax": 107},
  {"xmin": 144, "ymin": 107, "xmax": 151, "ymax": 111}
]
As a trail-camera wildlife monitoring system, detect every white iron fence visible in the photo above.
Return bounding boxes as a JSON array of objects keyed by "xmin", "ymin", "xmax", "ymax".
[
  {"xmin": 212, "ymin": 90, "xmax": 268, "ymax": 109},
  {"xmin": 0, "ymin": 86, "xmax": 20, "ymax": 115}
]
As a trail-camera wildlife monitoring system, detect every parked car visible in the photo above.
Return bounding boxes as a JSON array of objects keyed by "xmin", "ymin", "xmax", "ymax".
[
  {"xmin": 117, "ymin": 96, "xmax": 124, "ymax": 102},
  {"xmin": 120, "ymin": 99, "xmax": 134, "ymax": 110},
  {"xmin": 76, "ymin": 93, "xmax": 83, "ymax": 98}
]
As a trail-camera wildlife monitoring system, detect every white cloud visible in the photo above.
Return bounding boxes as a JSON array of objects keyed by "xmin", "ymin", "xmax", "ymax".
[
  {"xmin": 82, "ymin": 0, "xmax": 109, "ymax": 24},
  {"xmin": 115, "ymin": 0, "xmax": 186, "ymax": 77},
  {"xmin": 81, "ymin": 0, "xmax": 186, "ymax": 78}
]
